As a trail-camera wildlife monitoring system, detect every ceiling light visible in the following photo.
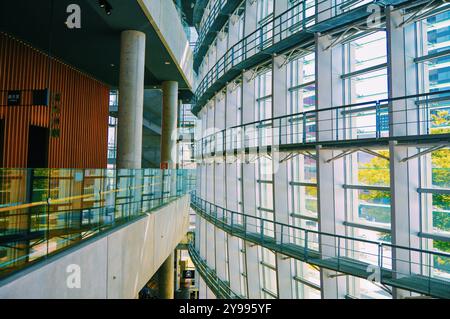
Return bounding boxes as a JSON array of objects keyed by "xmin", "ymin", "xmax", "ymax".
[
  {"xmin": 99, "ymin": 0, "xmax": 106, "ymax": 8},
  {"xmin": 165, "ymin": 61, "xmax": 170, "ymax": 65},
  {"xmin": 105, "ymin": 3, "xmax": 112, "ymax": 15}
]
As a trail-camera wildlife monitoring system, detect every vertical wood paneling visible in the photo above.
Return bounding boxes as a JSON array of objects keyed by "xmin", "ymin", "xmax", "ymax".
[{"xmin": 0, "ymin": 33, "xmax": 109, "ymax": 168}]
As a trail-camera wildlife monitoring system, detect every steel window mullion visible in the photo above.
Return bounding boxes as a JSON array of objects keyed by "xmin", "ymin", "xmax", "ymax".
[
  {"xmin": 343, "ymin": 184, "xmax": 390, "ymax": 192},
  {"xmin": 340, "ymin": 63, "xmax": 388, "ymax": 80},
  {"xmin": 292, "ymin": 275, "xmax": 321, "ymax": 290},
  {"xmin": 417, "ymin": 187, "xmax": 450, "ymax": 195},
  {"xmin": 343, "ymin": 221, "xmax": 391, "ymax": 234}
]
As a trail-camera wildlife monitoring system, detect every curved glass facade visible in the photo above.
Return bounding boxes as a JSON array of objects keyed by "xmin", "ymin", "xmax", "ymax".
[{"xmin": 192, "ymin": 0, "xmax": 450, "ymax": 299}]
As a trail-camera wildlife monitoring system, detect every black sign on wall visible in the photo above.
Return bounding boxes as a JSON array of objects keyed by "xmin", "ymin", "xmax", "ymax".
[
  {"xmin": 32, "ymin": 89, "xmax": 49, "ymax": 106},
  {"xmin": 182, "ymin": 270, "xmax": 195, "ymax": 279},
  {"xmin": 7, "ymin": 90, "xmax": 21, "ymax": 106}
]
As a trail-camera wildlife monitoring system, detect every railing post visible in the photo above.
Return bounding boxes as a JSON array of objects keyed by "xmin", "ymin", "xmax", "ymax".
[
  {"xmin": 302, "ymin": 114, "xmax": 307, "ymax": 143},
  {"xmin": 425, "ymin": 94, "xmax": 429, "ymax": 135},
  {"xmin": 231, "ymin": 210, "xmax": 234, "ymax": 233},
  {"xmin": 278, "ymin": 118, "xmax": 282, "ymax": 145},
  {"xmin": 337, "ymin": 237, "xmax": 341, "ymax": 271},
  {"xmin": 377, "ymin": 243, "xmax": 382, "ymax": 270},
  {"xmin": 315, "ymin": 113, "xmax": 318, "ymax": 143},
  {"xmin": 428, "ymin": 252, "xmax": 432, "ymax": 295},
  {"xmin": 304, "ymin": 230, "xmax": 308, "ymax": 261},
  {"xmin": 244, "ymin": 38, "xmax": 247, "ymax": 60},
  {"xmin": 380, "ymin": 243, "xmax": 384, "ymax": 284},
  {"xmin": 376, "ymin": 101, "xmax": 380, "ymax": 139},
  {"xmin": 231, "ymin": 47, "xmax": 234, "ymax": 67},
  {"xmin": 259, "ymin": 28, "xmax": 263, "ymax": 51},
  {"xmin": 244, "ymin": 214, "xmax": 247, "ymax": 236},
  {"xmin": 280, "ymin": 224, "xmax": 283, "ymax": 247},
  {"xmin": 222, "ymin": 130, "xmax": 225, "ymax": 154},
  {"xmin": 260, "ymin": 219, "xmax": 264, "ymax": 244},
  {"xmin": 335, "ymin": 107, "xmax": 339, "ymax": 141}
]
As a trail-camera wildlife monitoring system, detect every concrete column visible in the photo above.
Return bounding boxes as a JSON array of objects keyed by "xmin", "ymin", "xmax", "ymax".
[
  {"xmin": 117, "ymin": 30, "xmax": 146, "ymax": 169},
  {"xmin": 242, "ymin": 69, "xmax": 258, "ymax": 231},
  {"xmin": 217, "ymin": 28, "xmax": 228, "ymax": 62},
  {"xmin": 200, "ymin": 164, "xmax": 207, "ymax": 198},
  {"xmin": 228, "ymin": 10, "xmax": 242, "ymax": 49},
  {"xmin": 205, "ymin": 101, "xmax": 216, "ymax": 270},
  {"xmin": 227, "ymin": 235, "xmax": 241, "ymax": 294},
  {"xmin": 198, "ymin": 277, "xmax": 207, "ymax": 299},
  {"xmin": 386, "ymin": 6, "xmax": 421, "ymax": 299},
  {"xmin": 224, "ymin": 82, "xmax": 242, "ymax": 295},
  {"xmin": 158, "ymin": 81, "xmax": 178, "ymax": 299},
  {"xmin": 274, "ymin": 0, "xmax": 288, "ymax": 16},
  {"xmin": 244, "ymin": 0, "xmax": 258, "ymax": 58},
  {"xmin": 158, "ymin": 252, "xmax": 174, "ymax": 299},
  {"xmin": 315, "ymin": 33, "xmax": 347, "ymax": 299},
  {"xmin": 195, "ymin": 215, "xmax": 201, "ymax": 251},
  {"xmin": 245, "ymin": 242, "xmax": 261, "ymax": 298},
  {"xmin": 214, "ymin": 91, "xmax": 228, "ymax": 281},
  {"xmin": 161, "ymin": 81, "xmax": 179, "ymax": 167},
  {"xmin": 207, "ymin": 286, "xmax": 217, "ymax": 299},
  {"xmin": 272, "ymin": 54, "xmax": 293, "ymax": 298},
  {"xmin": 206, "ymin": 221, "xmax": 216, "ymax": 270},
  {"xmin": 244, "ymin": 0, "xmax": 258, "ymax": 37},
  {"xmin": 215, "ymin": 229, "xmax": 228, "ymax": 281},
  {"xmin": 199, "ymin": 217, "xmax": 207, "ymax": 259},
  {"xmin": 241, "ymin": 69, "xmax": 261, "ymax": 298}
]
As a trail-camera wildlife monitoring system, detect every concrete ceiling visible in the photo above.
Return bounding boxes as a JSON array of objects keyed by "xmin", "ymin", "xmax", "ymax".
[{"xmin": 0, "ymin": 0, "xmax": 192, "ymax": 92}]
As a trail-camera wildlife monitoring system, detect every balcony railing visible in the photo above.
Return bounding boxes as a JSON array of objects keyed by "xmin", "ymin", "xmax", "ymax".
[
  {"xmin": 194, "ymin": 0, "xmax": 228, "ymax": 56},
  {"xmin": 194, "ymin": 90, "xmax": 450, "ymax": 158},
  {"xmin": 187, "ymin": 236, "xmax": 242, "ymax": 299},
  {"xmin": 191, "ymin": 194, "xmax": 450, "ymax": 299},
  {"xmin": 0, "ymin": 168, "xmax": 195, "ymax": 279},
  {"xmin": 193, "ymin": 0, "xmax": 416, "ymax": 114}
]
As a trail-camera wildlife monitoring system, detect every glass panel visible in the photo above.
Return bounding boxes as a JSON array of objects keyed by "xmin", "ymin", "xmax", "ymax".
[{"xmin": 0, "ymin": 168, "xmax": 195, "ymax": 279}]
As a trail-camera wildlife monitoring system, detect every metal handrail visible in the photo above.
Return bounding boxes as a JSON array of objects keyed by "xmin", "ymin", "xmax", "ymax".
[
  {"xmin": 194, "ymin": 0, "xmax": 354, "ymax": 103},
  {"xmin": 0, "ymin": 168, "xmax": 196, "ymax": 280},
  {"xmin": 191, "ymin": 193, "xmax": 450, "ymax": 299},
  {"xmin": 194, "ymin": 89, "xmax": 450, "ymax": 158},
  {"xmin": 187, "ymin": 242, "xmax": 242, "ymax": 299},
  {"xmin": 194, "ymin": 0, "xmax": 229, "ymax": 55}
]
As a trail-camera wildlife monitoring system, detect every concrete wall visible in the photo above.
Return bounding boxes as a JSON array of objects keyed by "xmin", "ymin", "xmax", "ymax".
[
  {"xmin": 138, "ymin": 0, "xmax": 194, "ymax": 90},
  {"xmin": 0, "ymin": 195, "xmax": 190, "ymax": 299}
]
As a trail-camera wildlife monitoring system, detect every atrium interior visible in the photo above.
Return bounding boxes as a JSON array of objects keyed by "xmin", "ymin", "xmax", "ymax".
[{"xmin": 0, "ymin": 0, "xmax": 449, "ymax": 300}]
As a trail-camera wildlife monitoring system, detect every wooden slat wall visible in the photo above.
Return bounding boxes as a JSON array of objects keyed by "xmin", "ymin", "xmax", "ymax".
[{"xmin": 0, "ymin": 33, "xmax": 109, "ymax": 168}]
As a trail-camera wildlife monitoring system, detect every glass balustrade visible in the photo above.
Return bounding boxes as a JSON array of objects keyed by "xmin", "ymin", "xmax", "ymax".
[{"xmin": 0, "ymin": 168, "xmax": 196, "ymax": 279}]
